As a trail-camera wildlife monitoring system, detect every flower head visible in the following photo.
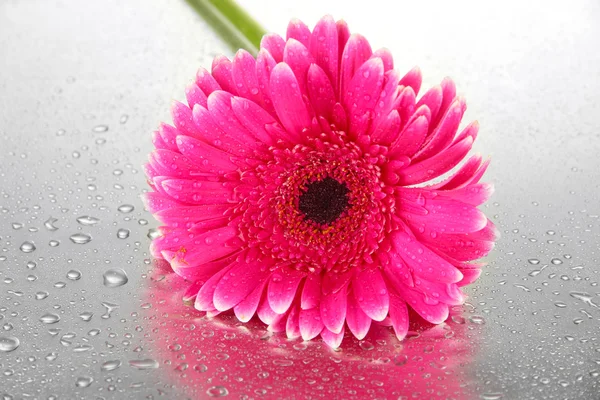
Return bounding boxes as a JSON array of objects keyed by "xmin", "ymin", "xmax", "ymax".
[{"xmin": 144, "ymin": 15, "xmax": 497, "ymax": 347}]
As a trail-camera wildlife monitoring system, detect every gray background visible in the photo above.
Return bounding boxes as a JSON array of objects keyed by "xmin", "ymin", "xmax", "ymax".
[{"xmin": 1, "ymin": 0, "xmax": 599, "ymax": 398}]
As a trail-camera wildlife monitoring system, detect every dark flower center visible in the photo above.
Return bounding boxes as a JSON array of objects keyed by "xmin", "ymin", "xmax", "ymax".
[{"xmin": 299, "ymin": 177, "xmax": 350, "ymax": 225}]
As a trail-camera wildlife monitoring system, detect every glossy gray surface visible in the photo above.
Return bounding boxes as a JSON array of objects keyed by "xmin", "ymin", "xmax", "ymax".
[{"xmin": 1, "ymin": 0, "xmax": 600, "ymax": 399}]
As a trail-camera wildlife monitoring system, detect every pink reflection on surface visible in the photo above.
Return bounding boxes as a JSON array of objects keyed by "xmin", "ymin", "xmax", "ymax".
[{"xmin": 142, "ymin": 261, "xmax": 481, "ymax": 399}]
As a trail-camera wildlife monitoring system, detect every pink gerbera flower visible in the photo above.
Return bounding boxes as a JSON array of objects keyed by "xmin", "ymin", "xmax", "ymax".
[{"xmin": 144, "ymin": 15, "xmax": 497, "ymax": 348}]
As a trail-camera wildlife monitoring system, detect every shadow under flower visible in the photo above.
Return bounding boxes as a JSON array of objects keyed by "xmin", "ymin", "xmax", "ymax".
[{"xmin": 141, "ymin": 261, "xmax": 481, "ymax": 399}]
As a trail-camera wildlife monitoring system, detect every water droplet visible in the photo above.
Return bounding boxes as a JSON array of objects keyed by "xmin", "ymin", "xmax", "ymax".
[
  {"xmin": 128, "ymin": 359, "xmax": 159, "ymax": 370},
  {"xmin": 26, "ymin": 261, "xmax": 37, "ymax": 269},
  {"xmin": 120, "ymin": 114, "xmax": 129, "ymax": 124},
  {"xmin": 19, "ymin": 241, "xmax": 36, "ymax": 253},
  {"xmin": 359, "ymin": 341, "xmax": 374, "ymax": 350},
  {"xmin": 73, "ymin": 344, "xmax": 92, "ymax": 352},
  {"xmin": 101, "ymin": 360, "xmax": 122, "ymax": 371},
  {"xmin": 101, "ymin": 302, "xmax": 119, "ymax": 319},
  {"xmin": 79, "ymin": 312, "xmax": 93, "ymax": 321},
  {"xmin": 103, "ymin": 268, "xmax": 129, "ymax": 288},
  {"xmin": 67, "ymin": 269, "xmax": 82, "ymax": 280},
  {"xmin": 40, "ymin": 313, "xmax": 60, "ymax": 324},
  {"xmin": 393, "ymin": 354, "xmax": 408, "ymax": 366},
  {"xmin": 469, "ymin": 315, "xmax": 486, "ymax": 325},
  {"xmin": 44, "ymin": 217, "xmax": 59, "ymax": 231},
  {"xmin": 554, "ymin": 301, "xmax": 567, "ymax": 308},
  {"xmin": 0, "ymin": 336, "xmax": 20, "ymax": 352},
  {"xmin": 569, "ymin": 292, "xmax": 599, "ymax": 307},
  {"xmin": 75, "ymin": 376, "xmax": 93, "ymax": 388},
  {"xmin": 551, "ymin": 258, "xmax": 563, "ymax": 265},
  {"xmin": 35, "ymin": 291, "xmax": 49, "ymax": 300},
  {"xmin": 76, "ymin": 216, "xmax": 100, "ymax": 226},
  {"xmin": 116, "ymin": 228, "xmax": 130, "ymax": 239},
  {"xmin": 12, "ymin": 222, "xmax": 23, "ymax": 230},
  {"xmin": 147, "ymin": 228, "xmax": 161, "ymax": 240},
  {"xmin": 49, "ymin": 239, "xmax": 60, "ymax": 247},
  {"xmin": 206, "ymin": 386, "xmax": 229, "ymax": 397},
  {"xmin": 117, "ymin": 204, "xmax": 134, "ymax": 213},
  {"xmin": 93, "ymin": 125, "xmax": 108, "ymax": 133},
  {"xmin": 45, "ymin": 352, "xmax": 58, "ymax": 361},
  {"xmin": 528, "ymin": 258, "xmax": 540, "ymax": 265},
  {"xmin": 69, "ymin": 233, "xmax": 92, "ymax": 244}
]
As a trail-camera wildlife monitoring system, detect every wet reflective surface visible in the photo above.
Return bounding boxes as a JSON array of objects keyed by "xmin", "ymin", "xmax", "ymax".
[{"xmin": 1, "ymin": 0, "xmax": 600, "ymax": 398}]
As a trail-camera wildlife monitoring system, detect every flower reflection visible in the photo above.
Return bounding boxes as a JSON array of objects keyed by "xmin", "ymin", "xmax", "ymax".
[{"xmin": 142, "ymin": 261, "xmax": 481, "ymax": 399}]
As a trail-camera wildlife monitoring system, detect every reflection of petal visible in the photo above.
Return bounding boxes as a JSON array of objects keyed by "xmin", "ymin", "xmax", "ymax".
[{"xmin": 142, "ymin": 270, "xmax": 479, "ymax": 398}]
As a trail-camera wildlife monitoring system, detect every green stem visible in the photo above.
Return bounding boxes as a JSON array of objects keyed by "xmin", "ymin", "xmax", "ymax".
[{"xmin": 186, "ymin": 0, "xmax": 268, "ymax": 55}]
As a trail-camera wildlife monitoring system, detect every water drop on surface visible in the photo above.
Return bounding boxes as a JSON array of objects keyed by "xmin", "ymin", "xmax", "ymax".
[
  {"xmin": 79, "ymin": 312, "xmax": 93, "ymax": 321},
  {"xmin": 75, "ymin": 376, "xmax": 93, "ymax": 388},
  {"xmin": 19, "ymin": 241, "xmax": 36, "ymax": 253},
  {"xmin": 101, "ymin": 360, "xmax": 122, "ymax": 371},
  {"xmin": 76, "ymin": 216, "xmax": 100, "ymax": 226},
  {"xmin": 40, "ymin": 313, "xmax": 60, "ymax": 324},
  {"xmin": 0, "ymin": 336, "xmax": 20, "ymax": 352},
  {"xmin": 43, "ymin": 217, "xmax": 59, "ymax": 231},
  {"xmin": 147, "ymin": 228, "xmax": 161, "ymax": 240},
  {"xmin": 116, "ymin": 228, "xmax": 130, "ymax": 239},
  {"xmin": 67, "ymin": 269, "xmax": 82, "ymax": 280},
  {"xmin": 69, "ymin": 233, "xmax": 92, "ymax": 244},
  {"xmin": 469, "ymin": 315, "xmax": 486, "ymax": 325},
  {"xmin": 12, "ymin": 222, "xmax": 23, "ymax": 230},
  {"xmin": 35, "ymin": 291, "xmax": 49, "ymax": 300},
  {"xmin": 206, "ymin": 386, "xmax": 229, "ymax": 397},
  {"xmin": 117, "ymin": 204, "xmax": 134, "ymax": 213},
  {"xmin": 103, "ymin": 268, "xmax": 128, "ymax": 288},
  {"xmin": 128, "ymin": 359, "xmax": 159, "ymax": 370},
  {"xmin": 93, "ymin": 125, "xmax": 108, "ymax": 133}
]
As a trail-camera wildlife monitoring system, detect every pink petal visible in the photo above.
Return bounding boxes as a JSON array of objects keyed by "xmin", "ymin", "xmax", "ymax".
[
  {"xmin": 412, "ymin": 279, "xmax": 464, "ymax": 306},
  {"xmin": 399, "ymin": 189, "xmax": 487, "ymax": 234},
  {"xmin": 388, "ymin": 294, "xmax": 409, "ymax": 340},
  {"xmin": 286, "ymin": 304, "xmax": 301, "ymax": 339},
  {"xmin": 234, "ymin": 279, "xmax": 268, "ymax": 322},
  {"xmin": 257, "ymin": 297, "xmax": 279, "ymax": 325},
  {"xmin": 160, "ymin": 178, "xmax": 234, "ymax": 205},
  {"xmin": 173, "ymin": 255, "xmax": 234, "ymax": 283},
  {"xmin": 372, "ymin": 48, "xmax": 394, "ymax": 71},
  {"xmin": 267, "ymin": 313, "xmax": 287, "ymax": 333},
  {"xmin": 390, "ymin": 114, "xmax": 429, "ymax": 157},
  {"xmin": 211, "ymin": 55, "xmax": 237, "ymax": 95},
  {"xmin": 346, "ymin": 291, "xmax": 371, "ymax": 340},
  {"xmin": 269, "ymin": 63, "xmax": 311, "ymax": 137},
  {"xmin": 182, "ymin": 281, "xmax": 203, "ymax": 303},
  {"xmin": 171, "ymin": 101, "xmax": 198, "ymax": 136},
  {"xmin": 260, "ymin": 33, "xmax": 285, "ymax": 62},
  {"xmin": 150, "ymin": 149, "xmax": 204, "ymax": 178},
  {"xmin": 395, "ymin": 284, "xmax": 449, "ymax": 324},
  {"xmin": 320, "ymin": 283, "xmax": 348, "ymax": 334},
  {"xmin": 194, "ymin": 264, "xmax": 233, "ymax": 311},
  {"xmin": 352, "ymin": 268, "xmax": 389, "ymax": 321},
  {"xmin": 158, "ymin": 123, "xmax": 180, "ymax": 152},
  {"xmin": 185, "ymin": 82, "xmax": 208, "ymax": 109},
  {"xmin": 399, "ymin": 66, "xmax": 422, "ymax": 97},
  {"xmin": 154, "ymin": 204, "xmax": 228, "ymax": 227},
  {"xmin": 395, "ymin": 86, "xmax": 416, "ymax": 133},
  {"xmin": 391, "ymin": 231, "xmax": 463, "ymax": 284},
  {"xmin": 176, "ymin": 135, "xmax": 239, "ymax": 173},
  {"xmin": 429, "ymin": 152, "xmax": 483, "ymax": 190},
  {"xmin": 283, "ymin": 38, "xmax": 314, "ymax": 95},
  {"xmin": 307, "ymin": 64, "xmax": 336, "ymax": 120},
  {"xmin": 268, "ymin": 268, "xmax": 306, "ymax": 314},
  {"xmin": 299, "ymin": 307, "xmax": 324, "ymax": 340},
  {"xmin": 344, "ymin": 57, "xmax": 385, "ymax": 137},
  {"xmin": 340, "ymin": 33, "xmax": 372, "ymax": 99},
  {"xmin": 431, "ymin": 77, "xmax": 457, "ymax": 129},
  {"xmin": 286, "ymin": 18, "xmax": 311, "ymax": 48},
  {"xmin": 213, "ymin": 257, "xmax": 271, "ymax": 311},
  {"xmin": 151, "ymin": 130, "xmax": 168, "ymax": 151},
  {"xmin": 207, "ymin": 91, "xmax": 261, "ymax": 148},
  {"xmin": 301, "ymin": 272, "xmax": 322, "ymax": 310},
  {"xmin": 336, "ymin": 19, "xmax": 350, "ymax": 62},
  {"xmin": 371, "ymin": 110, "xmax": 401, "ymax": 145},
  {"xmin": 431, "ymin": 233, "xmax": 495, "ymax": 262},
  {"xmin": 415, "ymin": 85, "xmax": 442, "ymax": 125},
  {"xmin": 231, "ymin": 97, "xmax": 287, "ymax": 145},
  {"xmin": 309, "ymin": 15, "xmax": 339, "ymax": 92},
  {"xmin": 456, "ymin": 266, "xmax": 481, "ymax": 287},
  {"xmin": 192, "ymin": 104, "xmax": 254, "ymax": 157},
  {"xmin": 142, "ymin": 191, "xmax": 180, "ymax": 214},
  {"xmin": 397, "ymin": 135, "xmax": 474, "ymax": 185},
  {"xmin": 320, "ymin": 326, "xmax": 345, "ymax": 348},
  {"xmin": 256, "ymin": 49, "xmax": 277, "ymax": 115},
  {"xmin": 439, "ymin": 183, "xmax": 495, "ymax": 206},
  {"xmin": 231, "ymin": 49, "xmax": 263, "ymax": 105},
  {"xmin": 413, "ymin": 97, "xmax": 466, "ymax": 162},
  {"xmin": 165, "ymin": 226, "xmax": 239, "ymax": 269},
  {"xmin": 196, "ymin": 67, "xmax": 221, "ymax": 96}
]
